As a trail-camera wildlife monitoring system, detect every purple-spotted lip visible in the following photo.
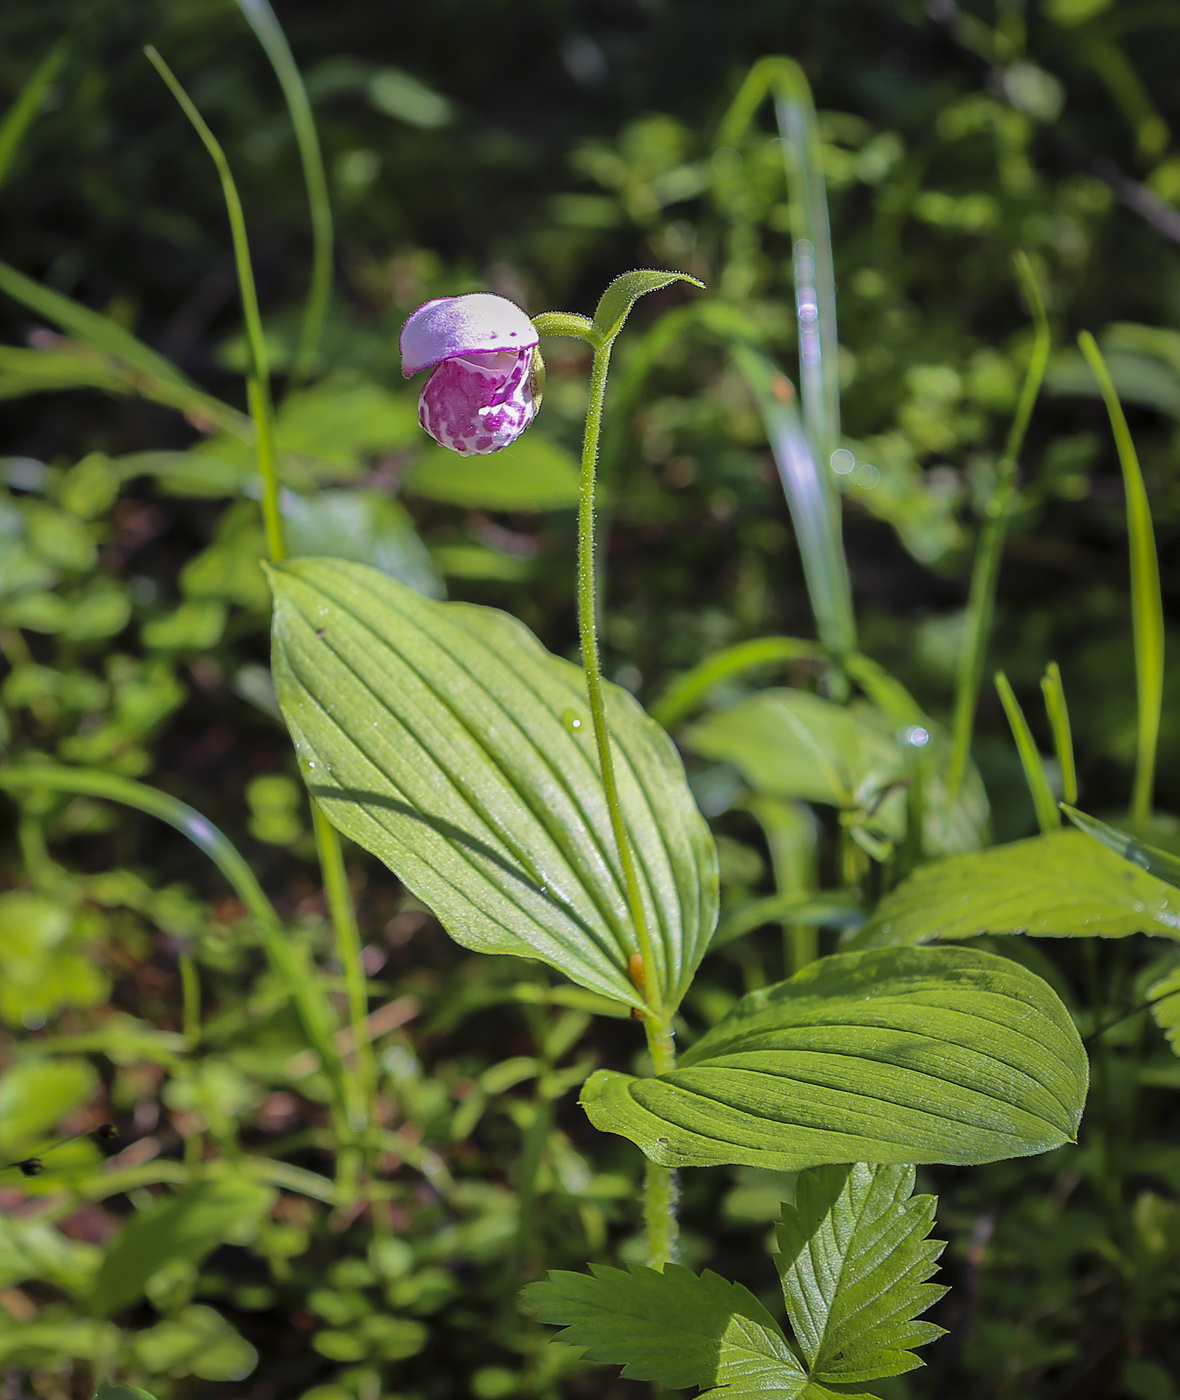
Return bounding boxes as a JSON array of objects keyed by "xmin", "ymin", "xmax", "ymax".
[{"xmin": 399, "ymin": 293, "xmax": 539, "ymax": 378}]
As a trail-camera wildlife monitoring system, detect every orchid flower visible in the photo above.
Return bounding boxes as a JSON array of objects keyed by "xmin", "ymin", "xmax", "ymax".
[{"xmin": 399, "ymin": 293, "xmax": 542, "ymax": 456}]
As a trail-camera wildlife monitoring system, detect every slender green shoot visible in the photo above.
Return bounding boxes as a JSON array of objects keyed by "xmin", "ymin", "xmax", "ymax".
[
  {"xmin": 0, "ymin": 765, "xmax": 342, "ymax": 1097},
  {"xmin": 576, "ymin": 340, "xmax": 660, "ymax": 1015},
  {"xmin": 145, "ymin": 47, "xmax": 374, "ymax": 1177},
  {"xmin": 312, "ymin": 802, "xmax": 377, "ymax": 1121},
  {"xmin": 994, "ymin": 672, "xmax": 1060, "ymax": 834},
  {"xmin": 1078, "ymin": 331, "xmax": 1163, "ymax": 828},
  {"xmin": 0, "ymin": 41, "xmax": 68, "ymax": 192},
  {"xmin": 717, "ymin": 57, "xmax": 841, "ymax": 469},
  {"xmin": 746, "ymin": 794, "xmax": 818, "ymax": 976},
  {"xmin": 650, "ymin": 635, "xmax": 821, "ymax": 729},
  {"xmin": 948, "ymin": 252, "xmax": 1050, "ymax": 801},
  {"xmin": 1041, "ymin": 661, "xmax": 1078, "ymax": 806},
  {"xmin": 234, "ymin": 0, "xmax": 333, "ymax": 388},
  {"xmin": 730, "ymin": 342, "xmax": 855, "ymax": 660},
  {"xmin": 144, "ymin": 46, "xmax": 285, "ymax": 563}
]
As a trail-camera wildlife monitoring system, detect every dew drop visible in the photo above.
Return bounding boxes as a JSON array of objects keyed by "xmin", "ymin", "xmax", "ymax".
[{"xmin": 561, "ymin": 708, "xmax": 585, "ymax": 732}]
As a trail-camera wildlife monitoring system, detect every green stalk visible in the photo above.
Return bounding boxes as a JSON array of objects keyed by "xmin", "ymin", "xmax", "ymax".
[
  {"xmin": 1041, "ymin": 661, "xmax": 1078, "ymax": 806},
  {"xmin": 573, "ymin": 332, "xmax": 679, "ymax": 1267},
  {"xmin": 0, "ymin": 40, "xmax": 68, "ymax": 193},
  {"xmin": 1078, "ymin": 332, "xmax": 1163, "ymax": 828},
  {"xmin": 144, "ymin": 47, "xmax": 286, "ymax": 565},
  {"xmin": 576, "ymin": 342, "xmax": 661, "ymax": 1013},
  {"xmin": 233, "ymin": 0, "xmax": 334, "ymax": 388},
  {"xmin": 995, "ymin": 671, "xmax": 1060, "ymax": 835},
  {"xmin": 312, "ymin": 802, "xmax": 377, "ymax": 1121},
  {"xmin": 642, "ymin": 1018, "xmax": 679, "ymax": 1268},
  {"xmin": 947, "ymin": 252, "xmax": 1050, "ymax": 802},
  {"xmin": 147, "ymin": 47, "xmax": 375, "ymax": 1162}
]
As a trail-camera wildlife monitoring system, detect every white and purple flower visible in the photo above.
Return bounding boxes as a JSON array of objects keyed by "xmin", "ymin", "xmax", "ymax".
[{"xmin": 399, "ymin": 293, "xmax": 541, "ymax": 456}]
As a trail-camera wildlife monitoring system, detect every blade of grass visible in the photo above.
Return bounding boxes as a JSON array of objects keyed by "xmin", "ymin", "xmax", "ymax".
[
  {"xmin": 716, "ymin": 57, "xmax": 841, "ymax": 470},
  {"xmin": 649, "ymin": 635, "xmax": 821, "ymax": 729},
  {"xmin": 0, "ymin": 764, "xmax": 344, "ymax": 1105},
  {"xmin": 234, "ymin": 0, "xmax": 333, "ymax": 388},
  {"xmin": 1041, "ymin": 661, "xmax": 1078, "ymax": 806},
  {"xmin": 947, "ymin": 252, "xmax": 1050, "ymax": 801},
  {"xmin": 1078, "ymin": 331, "xmax": 1163, "ymax": 828},
  {"xmin": 146, "ymin": 48, "xmax": 372, "ymax": 1173},
  {"xmin": 144, "ymin": 46, "xmax": 285, "ymax": 562},
  {"xmin": 0, "ymin": 40, "xmax": 67, "ymax": 192},
  {"xmin": 995, "ymin": 671, "xmax": 1060, "ymax": 835},
  {"xmin": 730, "ymin": 342, "xmax": 856, "ymax": 659}
]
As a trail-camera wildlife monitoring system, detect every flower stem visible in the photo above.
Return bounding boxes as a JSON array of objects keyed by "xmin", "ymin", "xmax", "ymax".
[
  {"xmin": 643, "ymin": 1017, "xmax": 680, "ymax": 1268},
  {"xmin": 575, "ymin": 337, "xmax": 680, "ymax": 1269},
  {"xmin": 576, "ymin": 342, "xmax": 660, "ymax": 1011}
]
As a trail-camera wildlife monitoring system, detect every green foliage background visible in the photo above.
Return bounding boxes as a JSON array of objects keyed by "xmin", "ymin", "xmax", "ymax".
[{"xmin": 3, "ymin": 1, "xmax": 1180, "ymax": 1398}]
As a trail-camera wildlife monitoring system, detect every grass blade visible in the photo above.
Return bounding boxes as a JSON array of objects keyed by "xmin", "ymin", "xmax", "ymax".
[
  {"xmin": 1041, "ymin": 661, "xmax": 1078, "ymax": 806},
  {"xmin": 772, "ymin": 64, "xmax": 841, "ymax": 472},
  {"xmin": 995, "ymin": 671, "xmax": 1060, "ymax": 835},
  {"xmin": 1078, "ymin": 330, "xmax": 1163, "ymax": 827},
  {"xmin": 234, "ymin": 0, "xmax": 334, "ymax": 388},
  {"xmin": 649, "ymin": 635, "xmax": 820, "ymax": 729},
  {"xmin": 948, "ymin": 252, "xmax": 1051, "ymax": 801},
  {"xmin": 144, "ymin": 45, "xmax": 285, "ymax": 563},
  {"xmin": 0, "ymin": 41, "xmax": 67, "ymax": 193},
  {"xmin": 730, "ymin": 342, "xmax": 856, "ymax": 658}
]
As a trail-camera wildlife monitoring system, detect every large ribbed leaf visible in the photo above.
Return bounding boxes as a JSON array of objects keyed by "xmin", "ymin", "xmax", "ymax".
[
  {"xmin": 580, "ymin": 946, "xmax": 1087, "ymax": 1168},
  {"xmin": 269, "ymin": 557, "xmax": 718, "ymax": 1010}
]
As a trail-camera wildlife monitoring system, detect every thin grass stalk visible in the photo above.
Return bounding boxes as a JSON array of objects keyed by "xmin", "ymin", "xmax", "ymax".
[
  {"xmin": 234, "ymin": 0, "xmax": 334, "ymax": 388},
  {"xmin": 947, "ymin": 252, "xmax": 1050, "ymax": 802},
  {"xmin": 0, "ymin": 40, "xmax": 68, "ymax": 192},
  {"xmin": 1041, "ymin": 661, "xmax": 1078, "ymax": 806},
  {"xmin": 145, "ymin": 47, "xmax": 374, "ymax": 1185},
  {"xmin": 730, "ymin": 342, "xmax": 856, "ymax": 659},
  {"xmin": 994, "ymin": 671, "xmax": 1060, "ymax": 835},
  {"xmin": 1078, "ymin": 332, "xmax": 1164, "ymax": 827}
]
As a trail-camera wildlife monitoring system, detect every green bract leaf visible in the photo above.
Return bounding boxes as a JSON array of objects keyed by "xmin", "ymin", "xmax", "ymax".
[
  {"xmin": 269, "ymin": 557, "xmax": 718, "ymax": 1010},
  {"xmin": 403, "ymin": 432, "xmax": 581, "ymax": 511},
  {"xmin": 859, "ymin": 829, "xmax": 1180, "ymax": 947},
  {"xmin": 522, "ymin": 1262, "xmax": 800, "ymax": 1392},
  {"xmin": 91, "ymin": 1176, "xmax": 275, "ymax": 1316},
  {"xmin": 684, "ymin": 689, "xmax": 904, "ymax": 812},
  {"xmin": 776, "ymin": 1164, "xmax": 946, "ymax": 1385},
  {"xmin": 592, "ymin": 269, "xmax": 705, "ymax": 344},
  {"xmin": 580, "ymin": 946, "xmax": 1086, "ymax": 1169}
]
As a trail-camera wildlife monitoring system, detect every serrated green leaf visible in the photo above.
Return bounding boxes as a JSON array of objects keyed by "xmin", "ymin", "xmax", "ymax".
[
  {"xmin": 580, "ymin": 946, "xmax": 1086, "ymax": 1169},
  {"xmin": 1147, "ymin": 964, "xmax": 1180, "ymax": 1055},
  {"xmin": 592, "ymin": 269, "xmax": 705, "ymax": 343},
  {"xmin": 269, "ymin": 557, "xmax": 718, "ymax": 1010},
  {"xmin": 522, "ymin": 1262, "xmax": 799, "ymax": 1391},
  {"xmin": 777, "ymin": 1164, "xmax": 946, "ymax": 1384},
  {"xmin": 92, "ymin": 1176, "xmax": 275, "ymax": 1316},
  {"xmin": 859, "ymin": 829, "xmax": 1180, "ymax": 948}
]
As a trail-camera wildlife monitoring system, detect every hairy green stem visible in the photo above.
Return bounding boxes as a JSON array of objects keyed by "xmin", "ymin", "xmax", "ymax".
[
  {"xmin": 576, "ymin": 342, "xmax": 660, "ymax": 1009},
  {"xmin": 643, "ymin": 1018, "xmax": 679, "ymax": 1268}
]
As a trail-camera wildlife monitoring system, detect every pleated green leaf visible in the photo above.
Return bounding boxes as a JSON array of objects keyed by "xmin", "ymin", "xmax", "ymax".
[
  {"xmin": 580, "ymin": 946, "xmax": 1087, "ymax": 1168},
  {"xmin": 776, "ymin": 1164, "xmax": 945, "ymax": 1385},
  {"xmin": 269, "ymin": 557, "xmax": 718, "ymax": 1010},
  {"xmin": 859, "ymin": 829, "xmax": 1180, "ymax": 948}
]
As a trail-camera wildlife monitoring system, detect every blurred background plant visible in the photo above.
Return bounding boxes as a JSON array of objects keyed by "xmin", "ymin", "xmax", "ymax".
[{"xmin": 3, "ymin": 1, "xmax": 1180, "ymax": 1397}]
